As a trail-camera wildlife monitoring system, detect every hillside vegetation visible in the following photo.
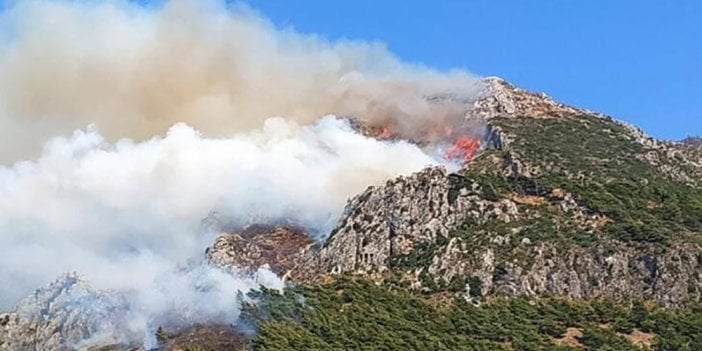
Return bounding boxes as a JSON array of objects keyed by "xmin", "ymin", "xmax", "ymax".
[
  {"xmin": 475, "ymin": 115, "xmax": 702, "ymax": 244},
  {"xmin": 246, "ymin": 279, "xmax": 702, "ymax": 351}
]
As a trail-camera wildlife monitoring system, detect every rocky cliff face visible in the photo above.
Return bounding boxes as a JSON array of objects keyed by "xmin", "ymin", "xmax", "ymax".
[
  {"xmin": 203, "ymin": 77, "xmax": 702, "ymax": 307},
  {"xmin": 317, "ymin": 167, "xmax": 520, "ymax": 274},
  {"xmin": 316, "ymin": 167, "xmax": 702, "ymax": 306},
  {"xmin": 0, "ymin": 274, "xmax": 130, "ymax": 351}
]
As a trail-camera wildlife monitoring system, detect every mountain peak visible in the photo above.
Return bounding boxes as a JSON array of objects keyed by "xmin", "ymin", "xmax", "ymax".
[{"xmin": 470, "ymin": 76, "xmax": 583, "ymax": 120}]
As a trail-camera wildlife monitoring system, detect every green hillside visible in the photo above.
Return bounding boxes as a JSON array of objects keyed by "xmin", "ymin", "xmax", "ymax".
[{"xmin": 246, "ymin": 279, "xmax": 702, "ymax": 351}]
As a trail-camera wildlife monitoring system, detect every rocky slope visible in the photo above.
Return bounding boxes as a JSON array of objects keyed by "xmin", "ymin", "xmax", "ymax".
[
  {"xmin": 318, "ymin": 78, "xmax": 702, "ymax": 305},
  {"xmin": 316, "ymin": 167, "xmax": 702, "ymax": 306},
  {"xmin": 6, "ymin": 76, "xmax": 702, "ymax": 350},
  {"xmin": 0, "ymin": 271, "xmax": 266, "ymax": 351},
  {"xmin": 470, "ymin": 76, "xmax": 584, "ymax": 119},
  {"xmin": 208, "ymin": 77, "xmax": 702, "ymax": 307},
  {"xmin": 0, "ymin": 274, "xmax": 131, "ymax": 351}
]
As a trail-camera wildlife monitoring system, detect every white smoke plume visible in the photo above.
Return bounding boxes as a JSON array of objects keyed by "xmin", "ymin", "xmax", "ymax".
[
  {"xmin": 0, "ymin": 0, "xmax": 484, "ymax": 347},
  {"xmin": 0, "ymin": 116, "xmax": 446, "ymax": 302},
  {"xmin": 0, "ymin": 117, "xmax": 455, "ymax": 346}
]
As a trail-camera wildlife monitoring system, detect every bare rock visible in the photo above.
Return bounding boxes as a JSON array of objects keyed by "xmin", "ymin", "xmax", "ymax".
[
  {"xmin": 206, "ymin": 225, "xmax": 317, "ymax": 282},
  {"xmin": 0, "ymin": 274, "xmax": 130, "ymax": 351},
  {"xmin": 317, "ymin": 166, "xmax": 519, "ymax": 274},
  {"xmin": 468, "ymin": 77, "xmax": 583, "ymax": 120}
]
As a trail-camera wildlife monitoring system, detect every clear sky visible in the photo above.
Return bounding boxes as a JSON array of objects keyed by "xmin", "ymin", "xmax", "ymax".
[{"xmin": 239, "ymin": 0, "xmax": 701, "ymax": 141}]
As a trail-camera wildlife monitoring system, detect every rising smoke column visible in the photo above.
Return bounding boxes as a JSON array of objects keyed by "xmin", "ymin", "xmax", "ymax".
[
  {"xmin": 0, "ymin": 0, "xmax": 485, "ymax": 347},
  {"xmin": 0, "ymin": 0, "xmax": 484, "ymax": 163}
]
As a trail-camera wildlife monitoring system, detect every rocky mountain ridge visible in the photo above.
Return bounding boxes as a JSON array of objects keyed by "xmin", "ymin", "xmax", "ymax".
[
  {"xmin": 469, "ymin": 77, "xmax": 584, "ymax": 120},
  {"xmin": 207, "ymin": 76, "xmax": 702, "ymax": 307},
  {"xmin": 5, "ymin": 76, "xmax": 702, "ymax": 350}
]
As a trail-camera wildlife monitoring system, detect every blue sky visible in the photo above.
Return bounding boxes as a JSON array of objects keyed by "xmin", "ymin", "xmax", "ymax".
[{"xmin": 240, "ymin": 0, "xmax": 700, "ymax": 140}]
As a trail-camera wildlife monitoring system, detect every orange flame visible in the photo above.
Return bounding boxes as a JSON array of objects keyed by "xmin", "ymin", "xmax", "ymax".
[
  {"xmin": 368, "ymin": 121, "xmax": 481, "ymax": 163},
  {"xmin": 446, "ymin": 136, "xmax": 480, "ymax": 162}
]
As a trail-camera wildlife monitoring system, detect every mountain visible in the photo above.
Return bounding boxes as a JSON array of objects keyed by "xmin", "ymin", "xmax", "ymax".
[
  {"xmin": 5, "ymin": 77, "xmax": 702, "ymax": 350},
  {"xmin": 210, "ymin": 77, "xmax": 702, "ymax": 306},
  {"xmin": 313, "ymin": 78, "xmax": 702, "ymax": 306},
  {"xmin": 0, "ymin": 274, "xmax": 131, "ymax": 351},
  {"xmin": 204, "ymin": 78, "xmax": 702, "ymax": 350}
]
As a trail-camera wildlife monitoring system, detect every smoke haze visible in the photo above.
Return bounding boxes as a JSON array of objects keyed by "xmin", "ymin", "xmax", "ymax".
[
  {"xmin": 0, "ymin": 0, "xmax": 485, "ymax": 347},
  {"xmin": 0, "ymin": 0, "xmax": 483, "ymax": 163}
]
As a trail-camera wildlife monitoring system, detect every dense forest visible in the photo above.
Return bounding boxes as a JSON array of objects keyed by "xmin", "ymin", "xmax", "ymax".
[{"xmin": 243, "ymin": 278, "xmax": 702, "ymax": 351}]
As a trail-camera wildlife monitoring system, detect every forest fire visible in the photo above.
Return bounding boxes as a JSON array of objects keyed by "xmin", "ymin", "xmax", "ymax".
[
  {"xmin": 445, "ymin": 136, "xmax": 480, "ymax": 162},
  {"xmin": 360, "ymin": 120, "xmax": 482, "ymax": 164}
]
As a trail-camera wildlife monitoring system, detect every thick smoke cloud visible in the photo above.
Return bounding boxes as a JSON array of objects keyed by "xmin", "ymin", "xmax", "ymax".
[
  {"xmin": 0, "ymin": 116, "xmax": 450, "ymax": 311},
  {"xmin": 0, "ymin": 0, "xmax": 483, "ymax": 163},
  {"xmin": 0, "ymin": 0, "xmax": 484, "ymax": 347}
]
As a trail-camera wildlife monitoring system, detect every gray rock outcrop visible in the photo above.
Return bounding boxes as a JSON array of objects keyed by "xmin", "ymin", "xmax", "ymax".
[
  {"xmin": 0, "ymin": 274, "xmax": 130, "ymax": 351},
  {"xmin": 315, "ymin": 166, "xmax": 702, "ymax": 306}
]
